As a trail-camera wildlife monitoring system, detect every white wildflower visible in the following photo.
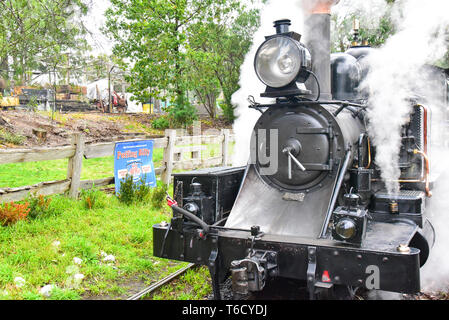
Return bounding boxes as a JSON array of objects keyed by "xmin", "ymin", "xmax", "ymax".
[
  {"xmin": 103, "ymin": 255, "xmax": 115, "ymax": 263},
  {"xmin": 14, "ymin": 277, "xmax": 26, "ymax": 288},
  {"xmin": 40, "ymin": 285, "xmax": 56, "ymax": 297}
]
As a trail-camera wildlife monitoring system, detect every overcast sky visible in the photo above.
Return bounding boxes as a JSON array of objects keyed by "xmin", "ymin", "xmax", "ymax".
[{"xmin": 82, "ymin": 0, "xmax": 113, "ymax": 56}]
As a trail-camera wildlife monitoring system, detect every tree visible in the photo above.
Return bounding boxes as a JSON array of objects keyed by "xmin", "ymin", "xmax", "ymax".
[
  {"xmin": 186, "ymin": 2, "xmax": 258, "ymax": 120},
  {"xmin": 105, "ymin": 0, "xmax": 260, "ymax": 123},
  {"xmin": 83, "ymin": 54, "xmax": 123, "ymax": 83},
  {"xmin": 331, "ymin": 0, "xmax": 395, "ymax": 52},
  {"xmin": 187, "ymin": 48, "xmax": 221, "ymax": 118},
  {"xmin": 105, "ymin": 0, "xmax": 221, "ymax": 104},
  {"xmin": 187, "ymin": 6, "xmax": 260, "ymax": 121},
  {"xmin": 0, "ymin": 0, "xmax": 90, "ymax": 85}
]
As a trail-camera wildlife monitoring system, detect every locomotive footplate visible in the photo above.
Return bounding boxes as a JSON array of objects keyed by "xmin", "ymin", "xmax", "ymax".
[{"xmin": 153, "ymin": 220, "xmax": 421, "ymax": 296}]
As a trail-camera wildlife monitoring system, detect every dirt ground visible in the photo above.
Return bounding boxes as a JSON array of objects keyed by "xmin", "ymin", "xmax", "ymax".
[{"xmin": 0, "ymin": 110, "xmax": 231, "ymax": 149}]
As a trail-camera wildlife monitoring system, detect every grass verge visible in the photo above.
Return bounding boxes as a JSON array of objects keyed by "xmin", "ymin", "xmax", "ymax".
[
  {"xmin": 0, "ymin": 192, "xmax": 211, "ymax": 300},
  {"xmin": 0, "ymin": 151, "xmax": 164, "ymax": 189},
  {"xmin": 0, "ymin": 142, "xmax": 234, "ymax": 189}
]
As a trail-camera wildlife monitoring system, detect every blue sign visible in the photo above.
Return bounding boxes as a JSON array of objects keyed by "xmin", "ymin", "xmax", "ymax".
[{"xmin": 114, "ymin": 140, "xmax": 157, "ymax": 194}]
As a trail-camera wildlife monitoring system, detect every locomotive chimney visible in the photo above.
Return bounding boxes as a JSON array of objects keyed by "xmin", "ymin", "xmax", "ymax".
[
  {"xmin": 302, "ymin": 0, "xmax": 339, "ymax": 100},
  {"xmin": 274, "ymin": 19, "xmax": 291, "ymax": 34}
]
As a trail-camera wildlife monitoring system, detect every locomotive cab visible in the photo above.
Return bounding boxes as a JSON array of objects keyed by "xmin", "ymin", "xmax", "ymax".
[{"xmin": 153, "ymin": 16, "xmax": 440, "ymax": 300}]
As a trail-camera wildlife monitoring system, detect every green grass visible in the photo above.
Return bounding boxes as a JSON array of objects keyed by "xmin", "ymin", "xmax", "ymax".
[
  {"xmin": 0, "ymin": 142, "xmax": 236, "ymax": 189},
  {"xmin": 0, "ymin": 138, "xmax": 235, "ymax": 300},
  {"xmin": 151, "ymin": 266, "xmax": 212, "ymax": 300},
  {"xmin": 0, "ymin": 193, "xmax": 197, "ymax": 300},
  {"xmin": 0, "ymin": 158, "xmax": 70, "ymax": 188},
  {"xmin": 0, "ymin": 150, "xmax": 164, "ymax": 189}
]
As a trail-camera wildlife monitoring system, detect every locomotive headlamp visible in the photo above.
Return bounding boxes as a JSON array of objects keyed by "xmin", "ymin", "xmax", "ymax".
[
  {"xmin": 332, "ymin": 194, "xmax": 368, "ymax": 245},
  {"xmin": 335, "ymin": 218, "xmax": 357, "ymax": 240},
  {"xmin": 183, "ymin": 202, "xmax": 200, "ymax": 216},
  {"xmin": 255, "ymin": 36, "xmax": 303, "ymax": 88},
  {"xmin": 254, "ymin": 20, "xmax": 312, "ymax": 97}
]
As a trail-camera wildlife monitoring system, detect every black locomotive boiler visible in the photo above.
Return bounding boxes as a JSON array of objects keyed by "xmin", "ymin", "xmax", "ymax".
[{"xmin": 153, "ymin": 11, "xmax": 448, "ymax": 299}]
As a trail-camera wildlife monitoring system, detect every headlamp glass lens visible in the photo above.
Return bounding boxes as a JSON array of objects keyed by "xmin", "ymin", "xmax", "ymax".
[
  {"xmin": 255, "ymin": 36, "xmax": 301, "ymax": 88},
  {"xmin": 278, "ymin": 55, "xmax": 295, "ymax": 74},
  {"xmin": 336, "ymin": 219, "xmax": 357, "ymax": 240}
]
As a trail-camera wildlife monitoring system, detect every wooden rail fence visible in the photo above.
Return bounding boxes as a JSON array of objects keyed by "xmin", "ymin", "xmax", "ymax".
[{"xmin": 0, "ymin": 129, "xmax": 234, "ymax": 203}]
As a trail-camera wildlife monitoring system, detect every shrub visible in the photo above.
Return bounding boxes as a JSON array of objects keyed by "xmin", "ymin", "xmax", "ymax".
[
  {"xmin": 117, "ymin": 175, "xmax": 135, "ymax": 206},
  {"xmin": 152, "ymin": 116, "xmax": 170, "ymax": 130},
  {"xmin": 134, "ymin": 180, "xmax": 152, "ymax": 203},
  {"xmin": 27, "ymin": 96, "xmax": 38, "ymax": 112},
  {"xmin": 27, "ymin": 194, "xmax": 54, "ymax": 220},
  {"xmin": 80, "ymin": 188, "xmax": 107, "ymax": 210},
  {"xmin": 117, "ymin": 175, "xmax": 152, "ymax": 206},
  {"xmin": 169, "ymin": 104, "xmax": 198, "ymax": 128},
  {"xmin": 0, "ymin": 129, "xmax": 26, "ymax": 145},
  {"xmin": 168, "ymin": 95, "xmax": 198, "ymax": 128},
  {"xmin": 0, "ymin": 202, "xmax": 30, "ymax": 226},
  {"xmin": 219, "ymin": 100, "xmax": 236, "ymax": 124},
  {"xmin": 150, "ymin": 184, "xmax": 168, "ymax": 209}
]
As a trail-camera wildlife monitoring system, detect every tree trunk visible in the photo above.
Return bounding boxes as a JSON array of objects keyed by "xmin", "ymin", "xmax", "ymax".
[{"xmin": 206, "ymin": 92, "xmax": 216, "ymax": 119}]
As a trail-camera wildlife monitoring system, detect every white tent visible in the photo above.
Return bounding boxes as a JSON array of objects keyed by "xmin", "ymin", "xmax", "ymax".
[
  {"xmin": 126, "ymin": 93, "xmax": 143, "ymax": 113},
  {"xmin": 86, "ymin": 79, "xmax": 143, "ymax": 112},
  {"xmin": 86, "ymin": 79, "xmax": 109, "ymax": 100}
]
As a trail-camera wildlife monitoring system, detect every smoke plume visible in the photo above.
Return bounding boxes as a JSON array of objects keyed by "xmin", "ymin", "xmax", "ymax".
[
  {"xmin": 361, "ymin": 0, "xmax": 448, "ymax": 194},
  {"xmin": 339, "ymin": 0, "xmax": 449, "ymax": 293}
]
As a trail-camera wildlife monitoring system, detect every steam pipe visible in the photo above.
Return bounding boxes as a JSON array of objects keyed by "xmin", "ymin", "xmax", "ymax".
[
  {"xmin": 319, "ymin": 149, "xmax": 353, "ymax": 238},
  {"xmin": 413, "ymin": 149, "xmax": 432, "ymax": 197},
  {"xmin": 172, "ymin": 206, "xmax": 258, "ymax": 234},
  {"xmin": 172, "ymin": 205, "xmax": 211, "ymax": 233}
]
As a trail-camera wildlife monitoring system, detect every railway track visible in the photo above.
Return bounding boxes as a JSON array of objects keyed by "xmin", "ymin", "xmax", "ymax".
[{"xmin": 127, "ymin": 263, "xmax": 195, "ymax": 300}]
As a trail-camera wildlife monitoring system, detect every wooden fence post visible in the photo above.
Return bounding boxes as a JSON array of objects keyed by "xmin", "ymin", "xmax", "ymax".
[
  {"xmin": 161, "ymin": 129, "xmax": 176, "ymax": 185},
  {"xmin": 192, "ymin": 120, "xmax": 201, "ymax": 161},
  {"xmin": 67, "ymin": 133, "xmax": 85, "ymax": 198},
  {"xmin": 222, "ymin": 129, "xmax": 230, "ymax": 167}
]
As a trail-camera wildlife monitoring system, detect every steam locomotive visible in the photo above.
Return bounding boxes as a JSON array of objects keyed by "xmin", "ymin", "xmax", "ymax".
[{"xmin": 153, "ymin": 13, "xmax": 449, "ymax": 299}]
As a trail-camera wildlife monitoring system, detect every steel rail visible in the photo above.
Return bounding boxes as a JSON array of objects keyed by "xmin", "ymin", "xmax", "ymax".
[{"xmin": 127, "ymin": 263, "xmax": 195, "ymax": 300}]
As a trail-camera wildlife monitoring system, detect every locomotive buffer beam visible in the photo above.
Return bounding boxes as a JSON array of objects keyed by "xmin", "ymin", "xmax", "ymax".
[{"xmin": 153, "ymin": 223, "xmax": 422, "ymax": 295}]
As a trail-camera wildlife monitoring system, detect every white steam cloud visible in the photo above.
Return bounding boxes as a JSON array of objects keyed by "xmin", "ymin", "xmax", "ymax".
[
  {"xmin": 334, "ymin": 0, "xmax": 449, "ymax": 294},
  {"xmin": 362, "ymin": 0, "xmax": 449, "ymax": 194},
  {"xmin": 421, "ymin": 168, "xmax": 449, "ymax": 293}
]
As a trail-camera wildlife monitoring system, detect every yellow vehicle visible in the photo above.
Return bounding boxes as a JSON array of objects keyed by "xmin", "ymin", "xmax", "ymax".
[{"xmin": 0, "ymin": 90, "xmax": 19, "ymax": 109}]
